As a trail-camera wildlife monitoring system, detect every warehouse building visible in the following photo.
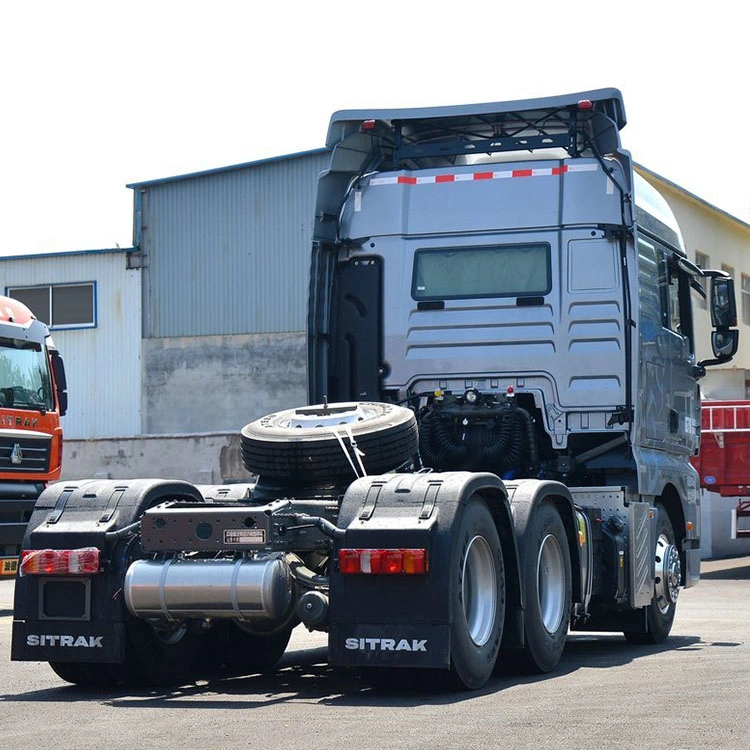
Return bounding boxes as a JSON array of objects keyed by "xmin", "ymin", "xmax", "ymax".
[
  {"xmin": 128, "ymin": 148, "xmax": 329, "ymax": 435},
  {"xmin": 1, "ymin": 247, "xmax": 141, "ymax": 438}
]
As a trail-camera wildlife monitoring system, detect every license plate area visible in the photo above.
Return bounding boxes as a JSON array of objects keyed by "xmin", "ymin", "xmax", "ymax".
[{"xmin": 39, "ymin": 577, "xmax": 91, "ymax": 620}]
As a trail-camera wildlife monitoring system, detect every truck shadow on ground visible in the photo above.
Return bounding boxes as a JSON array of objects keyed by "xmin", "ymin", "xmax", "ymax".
[
  {"xmin": 0, "ymin": 633, "xmax": 711, "ymax": 708},
  {"xmin": 700, "ymin": 564, "xmax": 750, "ymax": 581}
]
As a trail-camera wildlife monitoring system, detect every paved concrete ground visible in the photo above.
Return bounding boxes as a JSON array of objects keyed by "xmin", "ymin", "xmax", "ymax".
[{"xmin": 1, "ymin": 558, "xmax": 749, "ymax": 750}]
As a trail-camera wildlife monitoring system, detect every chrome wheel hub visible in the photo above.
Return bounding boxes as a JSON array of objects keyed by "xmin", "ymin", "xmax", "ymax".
[{"xmin": 654, "ymin": 534, "xmax": 681, "ymax": 615}]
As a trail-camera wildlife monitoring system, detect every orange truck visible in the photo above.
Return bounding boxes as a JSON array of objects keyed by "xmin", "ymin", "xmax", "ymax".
[{"xmin": 0, "ymin": 295, "xmax": 67, "ymax": 576}]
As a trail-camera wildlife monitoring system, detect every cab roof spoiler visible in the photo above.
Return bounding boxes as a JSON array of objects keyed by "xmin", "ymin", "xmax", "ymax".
[{"xmin": 326, "ymin": 88, "xmax": 626, "ymax": 162}]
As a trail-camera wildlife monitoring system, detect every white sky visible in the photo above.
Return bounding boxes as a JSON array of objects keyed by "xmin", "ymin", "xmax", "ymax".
[{"xmin": 1, "ymin": 0, "xmax": 748, "ymax": 256}]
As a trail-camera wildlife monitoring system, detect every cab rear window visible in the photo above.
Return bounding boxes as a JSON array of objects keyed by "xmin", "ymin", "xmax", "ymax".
[{"xmin": 412, "ymin": 243, "xmax": 551, "ymax": 300}]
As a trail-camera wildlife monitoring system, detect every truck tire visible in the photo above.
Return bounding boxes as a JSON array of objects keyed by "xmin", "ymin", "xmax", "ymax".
[
  {"xmin": 508, "ymin": 501, "xmax": 571, "ymax": 673},
  {"xmin": 205, "ymin": 621, "xmax": 294, "ymax": 675},
  {"xmin": 624, "ymin": 503, "xmax": 680, "ymax": 645},
  {"xmin": 123, "ymin": 618, "xmax": 200, "ymax": 686},
  {"xmin": 449, "ymin": 496, "xmax": 505, "ymax": 689},
  {"xmin": 240, "ymin": 402, "xmax": 418, "ymax": 482},
  {"xmin": 49, "ymin": 661, "xmax": 123, "ymax": 688}
]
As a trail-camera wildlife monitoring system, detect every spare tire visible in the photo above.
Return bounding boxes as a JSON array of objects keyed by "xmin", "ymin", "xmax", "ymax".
[{"xmin": 240, "ymin": 402, "xmax": 418, "ymax": 482}]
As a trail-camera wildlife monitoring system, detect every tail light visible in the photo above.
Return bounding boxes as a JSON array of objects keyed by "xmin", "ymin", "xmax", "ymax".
[
  {"xmin": 20, "ymin": 548, "xmax": 101, "ymax": 576},
  {"xmin": 338, "ymin": 548, "xmax": 428, "ymax": 575}
]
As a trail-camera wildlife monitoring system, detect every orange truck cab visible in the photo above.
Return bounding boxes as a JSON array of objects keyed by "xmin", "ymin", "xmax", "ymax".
[{"xmin": 0, "ymin": 295, "xmax": 67, "ymax": 575}]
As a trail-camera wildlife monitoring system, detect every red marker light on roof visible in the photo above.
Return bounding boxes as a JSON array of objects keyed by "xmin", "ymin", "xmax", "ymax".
[
  {"xmin": 506, "ymin": 385, "xmax": 515, "ymax": 395},
  {"xmin": 578, "ymin": 99, "xmax": 594, "ymax": 110},
  {"xmin": 361, "ymin": 119, "xmax": 376, "ymax": 131}
]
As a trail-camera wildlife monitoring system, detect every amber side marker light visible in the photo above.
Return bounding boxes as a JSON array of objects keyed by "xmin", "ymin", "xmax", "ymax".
[{"xmin": 338, "ymin": 548, "xmax": 428, "ymax": 575}]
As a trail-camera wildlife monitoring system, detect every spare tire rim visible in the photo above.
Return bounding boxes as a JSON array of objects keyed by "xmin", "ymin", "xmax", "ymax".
[
  {"xmin": 461, "ymin": 534, "xmax": 497, "ymax": 647},
  {"xmin": 286, "ymin": 403, "xmax": 372, "ymax": 429}
]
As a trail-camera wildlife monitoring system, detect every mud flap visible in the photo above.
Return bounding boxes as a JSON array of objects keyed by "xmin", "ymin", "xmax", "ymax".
[
  {"xmin": 328, "ymin": 471, "xmax": 517, "ymax": 669},
  {"xmin": 11, "ymin": 478, "xmax": 203, "ymax": 665},
  {"xmin": 11, "ymin": 620, "xmax": 126, "ymax": 663},
  {"xmin": 329, "ymin": 624, "xmax": 450, "ymax": 669}
]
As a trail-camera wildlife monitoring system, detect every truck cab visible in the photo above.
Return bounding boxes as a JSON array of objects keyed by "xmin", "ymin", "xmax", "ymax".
[{"xmin": 308, "ymin": 88, "xmax": 738, "ymax": 593}]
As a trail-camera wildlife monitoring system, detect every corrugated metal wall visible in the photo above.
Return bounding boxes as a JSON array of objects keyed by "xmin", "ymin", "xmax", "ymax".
[
  {"xmin": 139, "ymin": 150, "xmax": 330, "ymax": 338},
  {"xmin": 0, "ymin": 251, "xmax": 141, "ymax": 439}
]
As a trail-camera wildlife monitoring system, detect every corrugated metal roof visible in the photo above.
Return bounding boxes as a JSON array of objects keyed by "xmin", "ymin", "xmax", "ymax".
[
  {"xmin": 140, "ymin": 149, "xmax": 330, "ymax": 337},
  {"xmin": 127, "ymin": 148, "xmax": 329, "ymax": 189},
  {"xmin": 0, "ymin": 247, "xmax": 135, "ymax": 263}
]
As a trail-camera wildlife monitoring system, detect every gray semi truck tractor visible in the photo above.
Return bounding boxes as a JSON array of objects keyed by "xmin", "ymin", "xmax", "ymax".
[{"xmin": 11, "ymin": 88, "xmax": 739, "ymax": 690}]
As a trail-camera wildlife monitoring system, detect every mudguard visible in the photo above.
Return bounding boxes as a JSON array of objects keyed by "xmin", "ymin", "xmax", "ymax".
[
  {"xmin": 12, "ymin": 478, "xmax": 202, "ymax": 663},
  {"xmin": 328, "ymin": 471, "xmax": 522, "ymax": 669},
  {"xmin": 504, "ymin": 479, "xmax": 582, "ymax": 605}
]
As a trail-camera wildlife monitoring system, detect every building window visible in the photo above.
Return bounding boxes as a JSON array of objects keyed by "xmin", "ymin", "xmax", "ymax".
[
  {"xmin": 6, "ymin": 283, "xmax": 96, "ymax": 329},
  {"xmin": 742, "ymin": 274, "xmax": 750, "ymax": 326},
  {"xmin": 721, "ymin": 263, "xmax": 735, "ymax": 279},
  {"xmin": 695, "ymin": 251, "xmax": 709, "ymax": 309}
]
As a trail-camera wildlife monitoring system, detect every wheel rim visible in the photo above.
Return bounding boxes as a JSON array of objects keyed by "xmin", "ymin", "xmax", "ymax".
[
  {"xmin": 654, "ymin": 533, "xmax": 681, "ymax": 614},
  {"xmin": 537, "ymin": 533, "xmax": 565, "ymax": 634},
  {"xmin": 151, "ymin": 621, "xmax": 188, "ymax": 646},
  {"xmin": 286, "ymin": 403, "xmax": 372, "ymax": 428},
  {"xmin": 461, "ymin": 534, "xmax": 497, "ymax": 646}
]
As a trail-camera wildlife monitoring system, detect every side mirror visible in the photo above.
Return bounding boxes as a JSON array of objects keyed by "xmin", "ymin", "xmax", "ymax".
[
  {"xmin": 49, "ymin": 349, "xmax": 68, "ymax": 417},
  {"xmin": 710, "ymin": 276, "xmax": 737, "ymax": 328},
  {"xmin": 698, "ymin": 270, "xmax": 739, "ymax": 375},
  {"xmin": 711, "ymin": 329, "xmax": 739, "ymax": 360}
]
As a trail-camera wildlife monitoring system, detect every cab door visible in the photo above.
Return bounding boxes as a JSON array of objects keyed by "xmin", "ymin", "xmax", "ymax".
[{"xmin": 656, "ymin": 246, "xmax": 699, "ymax": 454}]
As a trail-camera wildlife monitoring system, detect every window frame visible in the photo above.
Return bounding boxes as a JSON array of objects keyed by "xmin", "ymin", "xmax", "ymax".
[
  {"xmin": 657, "ymin": 249, "xmax": 695, "ymax": 353},
  {"xmin": 5, "ymin": 282, "xmax": 97, "ymax": 330},
  {"xmin": 694, "ymin": 251, "xmax": 710, "ymax": 310},
  {"xmin": 741, "ymin": 273, "xmax": 750, "ymax": 327},
  {"xmin": 411, "ymin": 242, "xmax": 553, "ymax": 302}
]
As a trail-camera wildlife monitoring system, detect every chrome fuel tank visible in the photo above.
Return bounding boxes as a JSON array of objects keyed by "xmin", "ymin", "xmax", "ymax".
[{"xmin": 124, "ymin": 557, "xmax": 293, "ymax": 622}]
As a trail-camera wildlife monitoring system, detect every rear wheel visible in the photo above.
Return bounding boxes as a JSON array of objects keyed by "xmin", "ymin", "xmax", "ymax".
[
  {"xmin": 449, "ymin": 497, "xmax": 505, "ymax": 689},
  {"xmin": 123, "ymin": 618, "xmax": 201, "ymax": 686},
  {"xmin": 624, "ymin": 503, "xmax": 680, "ymax": 644},
  {"xmin": 49, "ymin": 661, "xmax": 122, "ymax": 688},
  {"xmin": 204, "ymin": 621, "xmax": 294, "ymax": 675},
  {"xmin": 508, "ymin": 501, "xmax": 571, "ymax": 673}
]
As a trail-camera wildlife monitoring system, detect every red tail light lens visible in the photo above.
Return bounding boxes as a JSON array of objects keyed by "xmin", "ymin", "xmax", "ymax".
[
  {"xmin": 338, "ymin": 548, "xmax": 428, "ymax": 575},
  {"xmin": 20, "ymin": 548, "xmax": 101, "ymax": 576}
]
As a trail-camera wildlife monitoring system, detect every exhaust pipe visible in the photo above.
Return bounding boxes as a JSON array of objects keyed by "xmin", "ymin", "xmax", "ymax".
[{"xmin": 124, "ymin": 557, "xmax": 293, "ymax": 622}]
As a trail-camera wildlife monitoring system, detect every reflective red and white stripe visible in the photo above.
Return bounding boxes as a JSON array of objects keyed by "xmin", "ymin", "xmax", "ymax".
[{"xmin": 369, "ymin": 162, "xmax": 597, "ymax": 187}]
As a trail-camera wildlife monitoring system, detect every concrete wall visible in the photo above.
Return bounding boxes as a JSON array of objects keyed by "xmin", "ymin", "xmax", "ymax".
[
  {"xmin": 142, "ymin": 332, "xmax": 307, "ymax": 434},
  {"xmin": 63, "ymin": 434, "xmax": 750, "ymax": 561},
  {"xmin": 701, "ymin": 368, "xmax": 748, "ymax": 400},
  {"xmin": 700, "ymin": 489, "xmax": 750, "ymax": 560},
  {"xmin": 62, "ymin": 432, "xmax": 250, "ymax": 484}
]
